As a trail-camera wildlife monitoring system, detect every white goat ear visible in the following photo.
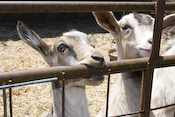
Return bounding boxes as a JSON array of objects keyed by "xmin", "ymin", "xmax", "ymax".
[
  {"xmin": 163, "ymin": 13, "xmax": 175, "ymax": 31},
  {"xmin": 16, "ymin": 20, "xmax": 50, "ymax": 57},
  {"xmin": 92, "ymin": 11, "xmax": 120, "ymax": 35}
]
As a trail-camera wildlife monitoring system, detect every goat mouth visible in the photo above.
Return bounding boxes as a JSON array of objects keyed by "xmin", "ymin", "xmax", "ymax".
[
  {"xmin": 81, "ymin": 63, "xmax": 104, "ymax": 69},
  {"xmin": 83, "ymin": 64, "xmax": 104, "ymax": 79},
  {"xmin": 139, "ymin": 48, "xmax": 151, "ymax": 57},
  {"xmin": 84, "ymin": 75, "xmax": 104, "ymax": 85},
  {"xmin": 85, "ymin": 75, "xmax": 104, "ymax": 79},
  {"xmin": 80, "ymin": 63, "xmax": 104, "ymax": 81},
  {"xmin": 140, "ymin": 48, "xmax": 151, "ymax": 52}
]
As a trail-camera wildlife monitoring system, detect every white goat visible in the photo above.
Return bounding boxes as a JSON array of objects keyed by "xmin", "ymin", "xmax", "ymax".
[
  {"xmin": 16, "ymin": 21, "xmax": 105, "ymax": 117},
  {"xmin": 93, "ymin": 11, "xmax": 175, "ymax": 117}
]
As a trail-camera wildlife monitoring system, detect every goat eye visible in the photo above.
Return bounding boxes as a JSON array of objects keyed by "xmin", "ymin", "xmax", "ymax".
[
  {"xmin": 122, "ymin": 25, "xmax": 130, "ymax": 30},
  {"xmin": 57, "ymin": 44, "xmax": 67, "ymax": 52}
]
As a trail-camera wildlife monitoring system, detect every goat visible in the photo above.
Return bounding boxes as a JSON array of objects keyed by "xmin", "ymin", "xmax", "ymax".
[
  {"xmin": 93, "ymin": 11, "xmax": 175, "ymax": 117},
  {"xmin": 16, "ymin": 20, "xmax": 105, "ymax": 117}
]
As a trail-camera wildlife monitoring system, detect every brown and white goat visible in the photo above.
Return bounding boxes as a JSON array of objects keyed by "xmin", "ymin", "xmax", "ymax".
[{"xmin": 16, "ymin": 21, "xmax": 105, "ymax": 117}]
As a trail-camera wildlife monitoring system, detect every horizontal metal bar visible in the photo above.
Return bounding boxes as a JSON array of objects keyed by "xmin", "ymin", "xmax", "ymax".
[
  {"xmin": 151, "ymin": 103, "xmax": 175, "ymax": 111},
  {"xmin": 0, "ymin": 1, "xmax": 174, "ymax": 13},
  {"xmin": 112, "ymin": 110, "xmax": 144, "ymax": 117},
  {"xmin": 1, "ymin": 55, "xmax": 175, "ymax": 85},
  {"xmin": 0, "ymin": 77, "xmax": 57, "ymax": 89},
  {"xmin": 112, "ymin": 103, "xmax": 175, "ymax": 117}
]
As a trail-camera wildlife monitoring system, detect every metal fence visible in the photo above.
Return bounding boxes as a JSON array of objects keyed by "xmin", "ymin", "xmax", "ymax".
[{"xmin": 0, "ymin": 1, "xmax": 175, "ymax": 117}]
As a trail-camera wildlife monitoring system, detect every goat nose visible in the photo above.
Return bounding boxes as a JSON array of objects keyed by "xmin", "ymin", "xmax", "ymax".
[
  {"xmin": 148, "ymin": 39, "xmax": 152, "ymax": 44},
  {"xmin": 91, "ymin": 55, "xmax": 104, "ymax": 63}
]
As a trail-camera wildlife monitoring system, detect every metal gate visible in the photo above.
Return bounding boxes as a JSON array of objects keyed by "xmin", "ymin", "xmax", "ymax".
[{"xmin": 0, "ymin": 1, "xmax": 175, "ymax": 117}]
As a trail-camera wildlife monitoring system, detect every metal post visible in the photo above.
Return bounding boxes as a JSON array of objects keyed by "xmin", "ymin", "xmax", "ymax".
[
  {"xmin": 9, "ymin": 88, "xmax": 13, "ymax": 117},
  {"xmin": 61, "ymin": 72, "xmax": 65, "ymax": 117},
  {"xmin": 139, "ymin": 69, "xmax": 154, "ymax": 117},
  {"xmin": 3, "ymin": 87, "xmax": 7, "ymax": 117},
  {"xmin": 139, "ymin": 0, "xmax": 166, "ymax": 117},
  {"xmin": 105, "ymin": 69, "xmax": 111, "ymax": 117}
]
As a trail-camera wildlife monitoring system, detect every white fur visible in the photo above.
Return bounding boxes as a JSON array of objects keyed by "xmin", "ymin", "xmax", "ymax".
[
  {"xmin": 151, "ymin": 42, "xmax": 175, "ymax": 117},
  {"xmin": 93, "ymin": 12, "xmax": 175, "ymax": 117},
  {"xmin": 63, "ymin": 30, "xmax": 89, "ymax": 44},
  {"xmin": 51, "ymin": 86, "xmax": 90, "ymax": 117}
]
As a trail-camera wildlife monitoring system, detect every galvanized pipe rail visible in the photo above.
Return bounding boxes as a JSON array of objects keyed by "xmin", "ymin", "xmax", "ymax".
[{"xmin": 0, "ymin": 1, "xmax": 174, "ymax": 13}]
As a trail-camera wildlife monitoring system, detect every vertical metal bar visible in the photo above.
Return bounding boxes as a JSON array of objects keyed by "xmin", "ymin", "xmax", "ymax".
[
  {"xmin": 9, "ymin": 88, "xmax": 13, "ymax": 117},
  {"xmin": 3, "ymin": 87, "xmax": 7, "ymax": 117},
  {"xmin": 9, "ymin": 80, "xmax": 13, "ymax": 117},
  {"xmin": 139, "ymin": 69, "xmax": 154, "ymax": 117},
  {"xmin": 149, "ymin": 0, "xmax": 165, "ymax": 61},
  {"xmin": 61, "ymin": 72, "xmax": 65, "ymax": 117},
  {"xmin": 106, "ymin": 69, "xmax": 111, "ymax": 117},
  {"xmin": 139, "ymin": 0, "xmax": 165, "ymax": 116}
]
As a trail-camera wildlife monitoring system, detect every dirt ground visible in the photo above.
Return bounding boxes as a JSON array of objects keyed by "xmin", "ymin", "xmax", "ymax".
[{"xmin": 0, "ymin": 11, "xmax": 175, "ymax": 117}]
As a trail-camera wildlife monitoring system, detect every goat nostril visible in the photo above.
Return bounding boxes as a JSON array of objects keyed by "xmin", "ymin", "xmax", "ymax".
[
  {"xmin": 91, "ymin": 55, "xmax": 104, "ymax": 63},
  {"xmin": 148, "ymin": 39, "xmax": 152, "ymax": 44}
]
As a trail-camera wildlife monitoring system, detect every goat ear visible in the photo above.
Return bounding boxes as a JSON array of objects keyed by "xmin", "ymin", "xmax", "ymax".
[
  {"xmin": 92, "ymin": 11, "xmax": 121, "ymax": 35},
  {"xmin": 163, "ymin": 13, "xmax": 175, "ymax": 31},
  {"xmin": 17, "ymin": 20, "xmax": 50, "ymax": 57}
]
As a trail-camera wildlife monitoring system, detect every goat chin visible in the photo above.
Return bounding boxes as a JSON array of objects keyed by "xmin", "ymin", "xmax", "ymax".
[{"xmin": 138, "ymin": 48, "xmax": 151, "ymax": 57}]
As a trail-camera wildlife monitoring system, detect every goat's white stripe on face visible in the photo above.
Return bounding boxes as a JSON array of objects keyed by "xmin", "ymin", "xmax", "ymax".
[
  {"xmin": 63, "ymin": 30, "xmax": 89, "ymax": 43},
  {"xmin": 135, "ymin": 25, "xmax": 153, "ymax": 56},
  {"xmin": 65, "ymin": 55, "xmax": 79, "ymax": 65}
]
